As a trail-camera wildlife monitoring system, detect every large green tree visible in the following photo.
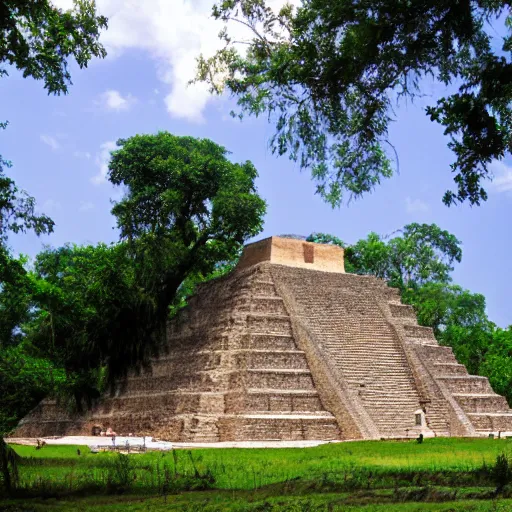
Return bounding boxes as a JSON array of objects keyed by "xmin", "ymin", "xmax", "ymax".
[
  {"xmin": 197, "ymin": 0, "xmax": 512, "ymax": 206},
  {"xmin": 108, "ymin": 133, "xmax": 266, "ymax": 334},
  {"xmin": 24, "ymin": 243, "xmax": 139, "ymax": 405},
  {"xmin": 479, "ymin": 326, "xmax": 512, "ymax": 402}
]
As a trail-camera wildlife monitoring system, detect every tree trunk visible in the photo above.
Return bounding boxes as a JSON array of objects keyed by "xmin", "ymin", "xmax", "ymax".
[{"xmin": 0, "ymin": 436, "xmax": 13, "ymax": 496}]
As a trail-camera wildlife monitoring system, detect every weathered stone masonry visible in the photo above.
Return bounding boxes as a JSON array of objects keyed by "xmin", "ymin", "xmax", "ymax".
[{"xmin": 15, "ymin": 237, "xmax": 512, "ymax": 440}]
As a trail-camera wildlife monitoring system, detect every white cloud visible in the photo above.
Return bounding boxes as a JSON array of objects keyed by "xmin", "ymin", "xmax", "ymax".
[
  {"xmin": 490, "ymin": 160, "xmax": 512, "ymax": 193},
  {"xmin": 74, "ymin": 151, "xmax": 92, "ymax": 159},
  {"xmin": 405, "ymin": 197, "xmax": 429, "ymax": 214},
  {"xmin": 79, "ymin": 201, "xmax": 95, "ymax": 212},
  {"xmin": 97, "ymin": 89, "xmax": 137, "ymax": 112},
  {"xmin": 40, "ymin": 134, "xmax": 60, "ymax": 150},
  {"xmin": 91, "ymin": 141, "xmax": 117, "ymax": 185},
  {"xmin": 52, "ymin": 0, "xmax": 295, "ymax": 123}
]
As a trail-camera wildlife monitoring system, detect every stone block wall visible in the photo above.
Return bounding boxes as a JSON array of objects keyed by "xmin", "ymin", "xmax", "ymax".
[{"xmin": 237, "ymin": 237, "xmax": 345, "ymax": 273}]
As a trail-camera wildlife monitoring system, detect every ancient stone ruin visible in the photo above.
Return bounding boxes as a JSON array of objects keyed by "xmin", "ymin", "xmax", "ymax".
[{"xmin": 15, "ymin": 236, "xmax": 512, "ymax": 441}]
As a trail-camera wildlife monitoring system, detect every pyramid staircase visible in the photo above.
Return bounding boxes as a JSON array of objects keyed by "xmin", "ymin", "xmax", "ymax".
[
  {"xmin": 269, "ymin": 266, "xmax": 429, "ymax": 438},
  {"xmin": 383, "ymin": 287, "xmax": 512, "ymax": 436}
]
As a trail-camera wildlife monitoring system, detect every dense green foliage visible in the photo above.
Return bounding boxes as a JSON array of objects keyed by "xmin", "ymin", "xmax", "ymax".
[
  {"xmin": 109, "ymin": 133, "xmax": 265, "ymax": 327},
  {"xmin": 0, "ymin": 0, "xmax": 108, "ymax": 494},
  {"xmin": 197, "ymin": 0, "xmax": 512, "ymax": 206},
  {"xmin": 308, "ymin": 225, "xmax": 512, "ymax": 405},
  {"xmin": 104, "ymin": 133, "xmax": 266, "ymax": 381},
  {"xmin": 24, "ymin": 244, "xmax": 140, "ymax": 405},
  {"xmin": 3, "ymin": 439, "xmax": 512, "ymax": 508}
]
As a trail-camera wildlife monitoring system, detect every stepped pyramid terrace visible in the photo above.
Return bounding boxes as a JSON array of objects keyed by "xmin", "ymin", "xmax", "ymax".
[{"xmin": 15, "ymin": 236, "xmax": 512, "ymax": 442}]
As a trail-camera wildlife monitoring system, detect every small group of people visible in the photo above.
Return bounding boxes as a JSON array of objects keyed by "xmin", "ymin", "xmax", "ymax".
[{"xmin": 92, "ymin": 425, "xmax": 117, "ymax": 437}]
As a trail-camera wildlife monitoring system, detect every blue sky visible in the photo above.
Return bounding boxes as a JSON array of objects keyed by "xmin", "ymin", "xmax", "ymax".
[{"xmin": 2, "ymin": 0, "xmax": 512, "ymax": 328}]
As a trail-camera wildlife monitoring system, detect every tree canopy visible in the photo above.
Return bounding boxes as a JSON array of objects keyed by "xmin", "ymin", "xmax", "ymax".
[
  {"xmin": 346, "ymin": 224, "xmax": 462, "ymax": 288},
  {"xmin": 0, "ymin": 0, "xmax": 107, "ymax": 95},
  {"xmin": 108, "ymin": 133, "xmax": 266, "ymax": 332},
  {"xmin": 197, "ymin": 0, "xmax": 512, "ymax": 206}
]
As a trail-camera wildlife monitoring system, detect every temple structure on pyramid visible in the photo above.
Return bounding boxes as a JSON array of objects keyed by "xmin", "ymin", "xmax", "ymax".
[{"xmin": 15, "ymin": 236, "xmax": 512, "ymax": 441}]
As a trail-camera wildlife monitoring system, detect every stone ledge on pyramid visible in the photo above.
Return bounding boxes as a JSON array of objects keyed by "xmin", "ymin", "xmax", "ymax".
[{"xmin": 237, "ymin": 236, "xmax": 345, "ymax": 273}]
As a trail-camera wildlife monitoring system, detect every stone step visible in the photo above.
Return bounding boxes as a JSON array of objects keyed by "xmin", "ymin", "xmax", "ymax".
[
  {"xmin": 389, "ymin": 304, "xmax": 418, "ymax": 323},
  {"xmin": 251, "ymin": 296, "xmax": 287, "ymax": 315},
  {"xmin": 92, "ymin": 391, "xmax": 226, "ymax": 416},
  {"xmin": 468, "ymin": 413, "xmax": 512, "ymax": 431},
  {"xmin": 404, "ymin": 325, "xmax": 436, "ymax": 340},
  {"xmin": 361, "ymin": 392, "xmax": 421, "ymax": 400},
  {"xmin": 232, "ymin": 410, "xmax": 330, "ymax": 417},
  {"xmin": 406, "ymin": 339, "xmax": 440, "ymax": 347},
  {"xmin": 233, "ymin": 350, "xmax": 308, "ymax": 370},
  {"xmin": 361, "ymin": 400, "xmax": 422, "ymax": 407},
  {"xmin": 325, "ymin": 334, "xmax": 399, "ymax": 341},
  {"xmin": 229, "ymin": 369, "xmax": 315, "ymax": 391},
  {"xmin": 352, "ymin": 382, "xmax": 417, "ymax": 389},
  {"xmin": 432, "ymin": 363, "xmax": 469, "ymax": 376},
  {"xmin": 437, "ymin": 376, "xmax": 493, "ymax": 394},
  {"xmin": 352, "ymin": 387, "xmax": 418, "ymax": 394},
  {"xmin": 242, "ymin": 333, "xmax": 297, "ymax": 351},
  {"xmin": 217, "ymin": 415, "xmax": 340, "ymax": 441},
  {"xmin": 187, "ymin": 416, "xmax": 220, "ymax": 442},
  {"xmin": 118, "ymin": 372, "xmax": 222, "ymax": 395},
  {"xmin": 225, "ymin": 389, "xmax": 324, "ymax": 414},
  {"xmin": 247, "ymin": 314, "xmax": 292, "ymax": 335},
  {"xmin": 342, "ymin": 371, "xmax": 415, "ymax": 379},
  {"xmin": 332, "ymin": 346, "xmax": 407, "ymax": 352},
  {"xmin": 141, "ymin": 353, "xmax": 222, "ymax": 375},
  {"xmin": 329, "ymin": 346, "xmax": 407, "ymax": 354},
  {"xmin": 343, "ymin": 372, "xmax": 415, "ymax": 380},
  {"xmin": 343, "ymin": 376, "xmax": 415, "ymax": 384},
  {"xmin": 335, "ymin": 357, "xmax": 410, "ymax": 364},
  {"xmin": 333, "ymin": 347, "xmax": 408, "ymax": 355},
  {"xmin": 384, "ymin": 287, "xmax": 401, "ymax": 303},
  {"xmin": 251, "ymin": 281, "xmax": 277, "ymax": 296},
  {"xmin": 452, "ymin": 393, "xmax": 510, "ymax": 413},
  {"xmin": 418, "ymin": 345, "xmax": 457, "ymax": 364},
  {"xmin": 240, "ymin": 413, "xmax": 335, "ymax": 420}
]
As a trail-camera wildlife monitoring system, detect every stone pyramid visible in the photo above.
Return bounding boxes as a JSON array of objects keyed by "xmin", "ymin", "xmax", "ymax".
[{"xmin": 15, "ymin": 237, "xmax": 512, "ymax": 441}]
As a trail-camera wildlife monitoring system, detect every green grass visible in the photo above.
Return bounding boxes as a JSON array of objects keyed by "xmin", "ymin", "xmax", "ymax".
[
  {"xmin": 3, "ymin": 438, "xmax": 512, "ymax": 510},
  {"xmin": 2, "ymin": 493, "xmax": 512, "ymax": 511},
  {"xmin": 11, "ymin": 438, "xmax": 512, "ymax": 490}
]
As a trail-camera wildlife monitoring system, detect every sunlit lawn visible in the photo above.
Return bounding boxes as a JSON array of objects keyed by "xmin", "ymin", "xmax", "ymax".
[{"xmin": 3, "ymin": 438, "xmax": 512, "ymax": 511}]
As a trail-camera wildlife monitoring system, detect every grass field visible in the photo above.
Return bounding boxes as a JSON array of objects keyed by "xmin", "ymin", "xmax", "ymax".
[{"xmin": 2, "ymin": 438, "xmax": 512, "ymax": 510}]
